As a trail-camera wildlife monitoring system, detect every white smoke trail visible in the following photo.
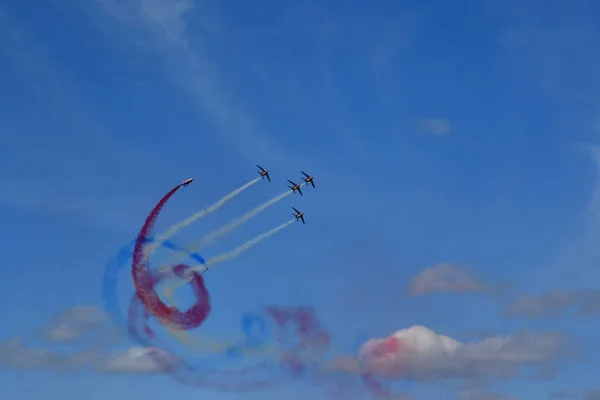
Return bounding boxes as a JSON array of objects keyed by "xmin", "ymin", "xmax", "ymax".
[
  {"xmin": 183, "ymin": 183, "xmax": 304, "ymax": 253},
  {"xmin": 145, "ymin": 177, "xmax": 261, "ymax": 257},
  {"xmin": 158, "ymin": 187, "xmax": 300, "ymax": 268},
  {"xmin": 162, "ymin": 219, "xmax": 296, "ymax": 301},
  {"xmin": 200, "ymin": 219, "xmax": 295, "ymax": 269}
]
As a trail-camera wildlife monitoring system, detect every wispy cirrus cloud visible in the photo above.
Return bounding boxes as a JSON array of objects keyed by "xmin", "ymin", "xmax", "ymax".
[
  {"xmin": 494, "ymin": 0, "xmax": 600, "ymax": 104},
  {"xmin": 87, "ymin": 0, "xmax": 423, "ymax": 191},
  {"xmin": 90, "ymin": 0, "xmax": 291, "ymax": 166},
  {"xmin": 0, "ymin": 5, "xmax": 179, "ymax": 228},
  {"xmin": 0, "ymin": 181, "xmax": 156, "ymax": 232}
]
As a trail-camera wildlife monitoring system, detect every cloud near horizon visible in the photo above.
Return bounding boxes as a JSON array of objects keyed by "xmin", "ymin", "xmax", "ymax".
[
  {"xmin": 1, "ymin": 304, "xmax": 576, "ymax": 384},
  {"xmin": 356, "ymin": 325, "xmax": 574, "ymax": 383},
  {"xmin": 0, "ymin": 336, "xmax": 172, "ymax": 374},
  {"xmin": 1, "ymin": 283, "xmax": 598, "ymax": 398},
  {"xmin": 457, "ymin": 389, "xmax": 518, "ymax": 400},
  {"xmin": 0, "ymin": 305, "xmax": 172, "ymax": 374}
]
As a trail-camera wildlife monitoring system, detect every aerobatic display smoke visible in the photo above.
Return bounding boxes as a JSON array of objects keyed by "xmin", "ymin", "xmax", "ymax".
[
  {"xmin": 130, "ymin": 182, "xmax": 209, "ymax": 330},
  {"xmin": 185, "ymin": 186, "xmax": 301, "ymax": 251},
  {"xmin": 202, "ymin": 218, "xmax": 295, "ymax": 268},
  {"xmin": 164, "ymin": 219, "xmax": 296, "ymax": 295},
  {"xmin": 103, "ymin": 176, "xmax": 400, "ymax": 398},
  {"xmin": 146, "ymin": 177, "xmax": 261, "ymax": 259}
]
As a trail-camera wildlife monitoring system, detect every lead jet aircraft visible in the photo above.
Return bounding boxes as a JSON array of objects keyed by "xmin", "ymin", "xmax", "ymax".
[
  {"xmin": 287, "ymin": 180, "xmax": 303, "ymax": 195},
  {"xmin": 300, "ymin": 171, "xmax": 315, "ymax": 188},
  {"xmin": 256, "ymin": 165, "xmax": 271, "ymax": 182},
  {"xmin": 292, "ymin": 207, "xmax": 305, "ymax": 224},
  {"xmin": 182, "ymin": 178, "xmax": 194, "ymax": 187}
]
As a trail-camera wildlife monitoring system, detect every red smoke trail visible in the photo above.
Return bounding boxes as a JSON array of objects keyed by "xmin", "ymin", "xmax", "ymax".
[{"xmin": 131, "ymin": 183, "xmax": 210, "ymax": 329}]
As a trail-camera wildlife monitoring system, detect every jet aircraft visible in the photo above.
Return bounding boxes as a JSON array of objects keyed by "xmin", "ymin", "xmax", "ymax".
[
  {"xmin": 301, "ymin": 171, "xmax": 315, "ymax": 188},
  {"xmin": 292, "ymin": 207, "xmax": 305, "ymax": 224},
  {"xmin": 256, "ymin": 165, "xmax": 271, "ymax": 182},
  {"xmin": 182, "ymin": 178, "xmax": 194, "ymax": 187},
  {"xmin": 287, "ymin": 180, "xmax": 303, "ymax": 195}
]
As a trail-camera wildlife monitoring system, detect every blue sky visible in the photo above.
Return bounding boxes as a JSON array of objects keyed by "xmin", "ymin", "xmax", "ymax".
[{"xmin": 1, "ymin": 0, "xmax": 600, "ymax": 398}]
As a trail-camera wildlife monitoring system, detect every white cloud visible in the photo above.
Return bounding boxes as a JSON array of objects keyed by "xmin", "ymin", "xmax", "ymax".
[
  {"xmin": 503, "ymin": 290, "xmax": 575, "ymax": 318},
  {"xmin": 415, "ymin": 118, "xmax": 452, "ymax": 136},
  {"xmin": 44, "ymin": 305, "xmax": 109, "ymax": 342},
  {"xmin": 1, "ymin": 305, "xmax": 182, "ymax": 374},
  {"xmin": 99, "ymin": 346, "xmax": 176, "ymax": 373},
  {"xmin": 585, "ymin": 389, "xmax": 600, "ymax": 400},
  {"xmin": 407, "ymin": 263, "xmax": 486, "ymax": 295},
  {"xmin": 549, "ymin": 390, "xmax": 576, "ymax": 400},
  {"xmin": 0, "ymin": 337, "xmax": 173, "ymax": 374},
  {"xmin": 0, "ymin": 338, "xmax": 64, "ymax": 369},
  {"xmin": 585, "ymin": 146, "xmax": 600, "ymax": 226},
  {"xmin": 357, "ymin": 325, "xmax": 572, "ymax": 382},
  {"xmin": 503, "ymin": 289, "xmax": 600, "ymax": 318},
  {"xmin": 457, "ymin": 389, "xmax": 518, "ymax": 400},
  {"xmin": 0, "ymin": 337, "xmax": 102, "ymax": 370}
]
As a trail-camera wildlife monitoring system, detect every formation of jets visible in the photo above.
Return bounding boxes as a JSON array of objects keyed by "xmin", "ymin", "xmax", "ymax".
[
  {"xmin": 184, "ymin": 166, "xmax": 315, "ymax": 224},
  {"xmin": 257, "ymin": 166, "xmax": 316, "ymax": 193},
  {"xmin": 259, "ymin": 165, "xmax": 315, "ymax": 225},
  {"xmin": 263, "ymin": 165, "xmax": 315, "ymax": 224}
]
